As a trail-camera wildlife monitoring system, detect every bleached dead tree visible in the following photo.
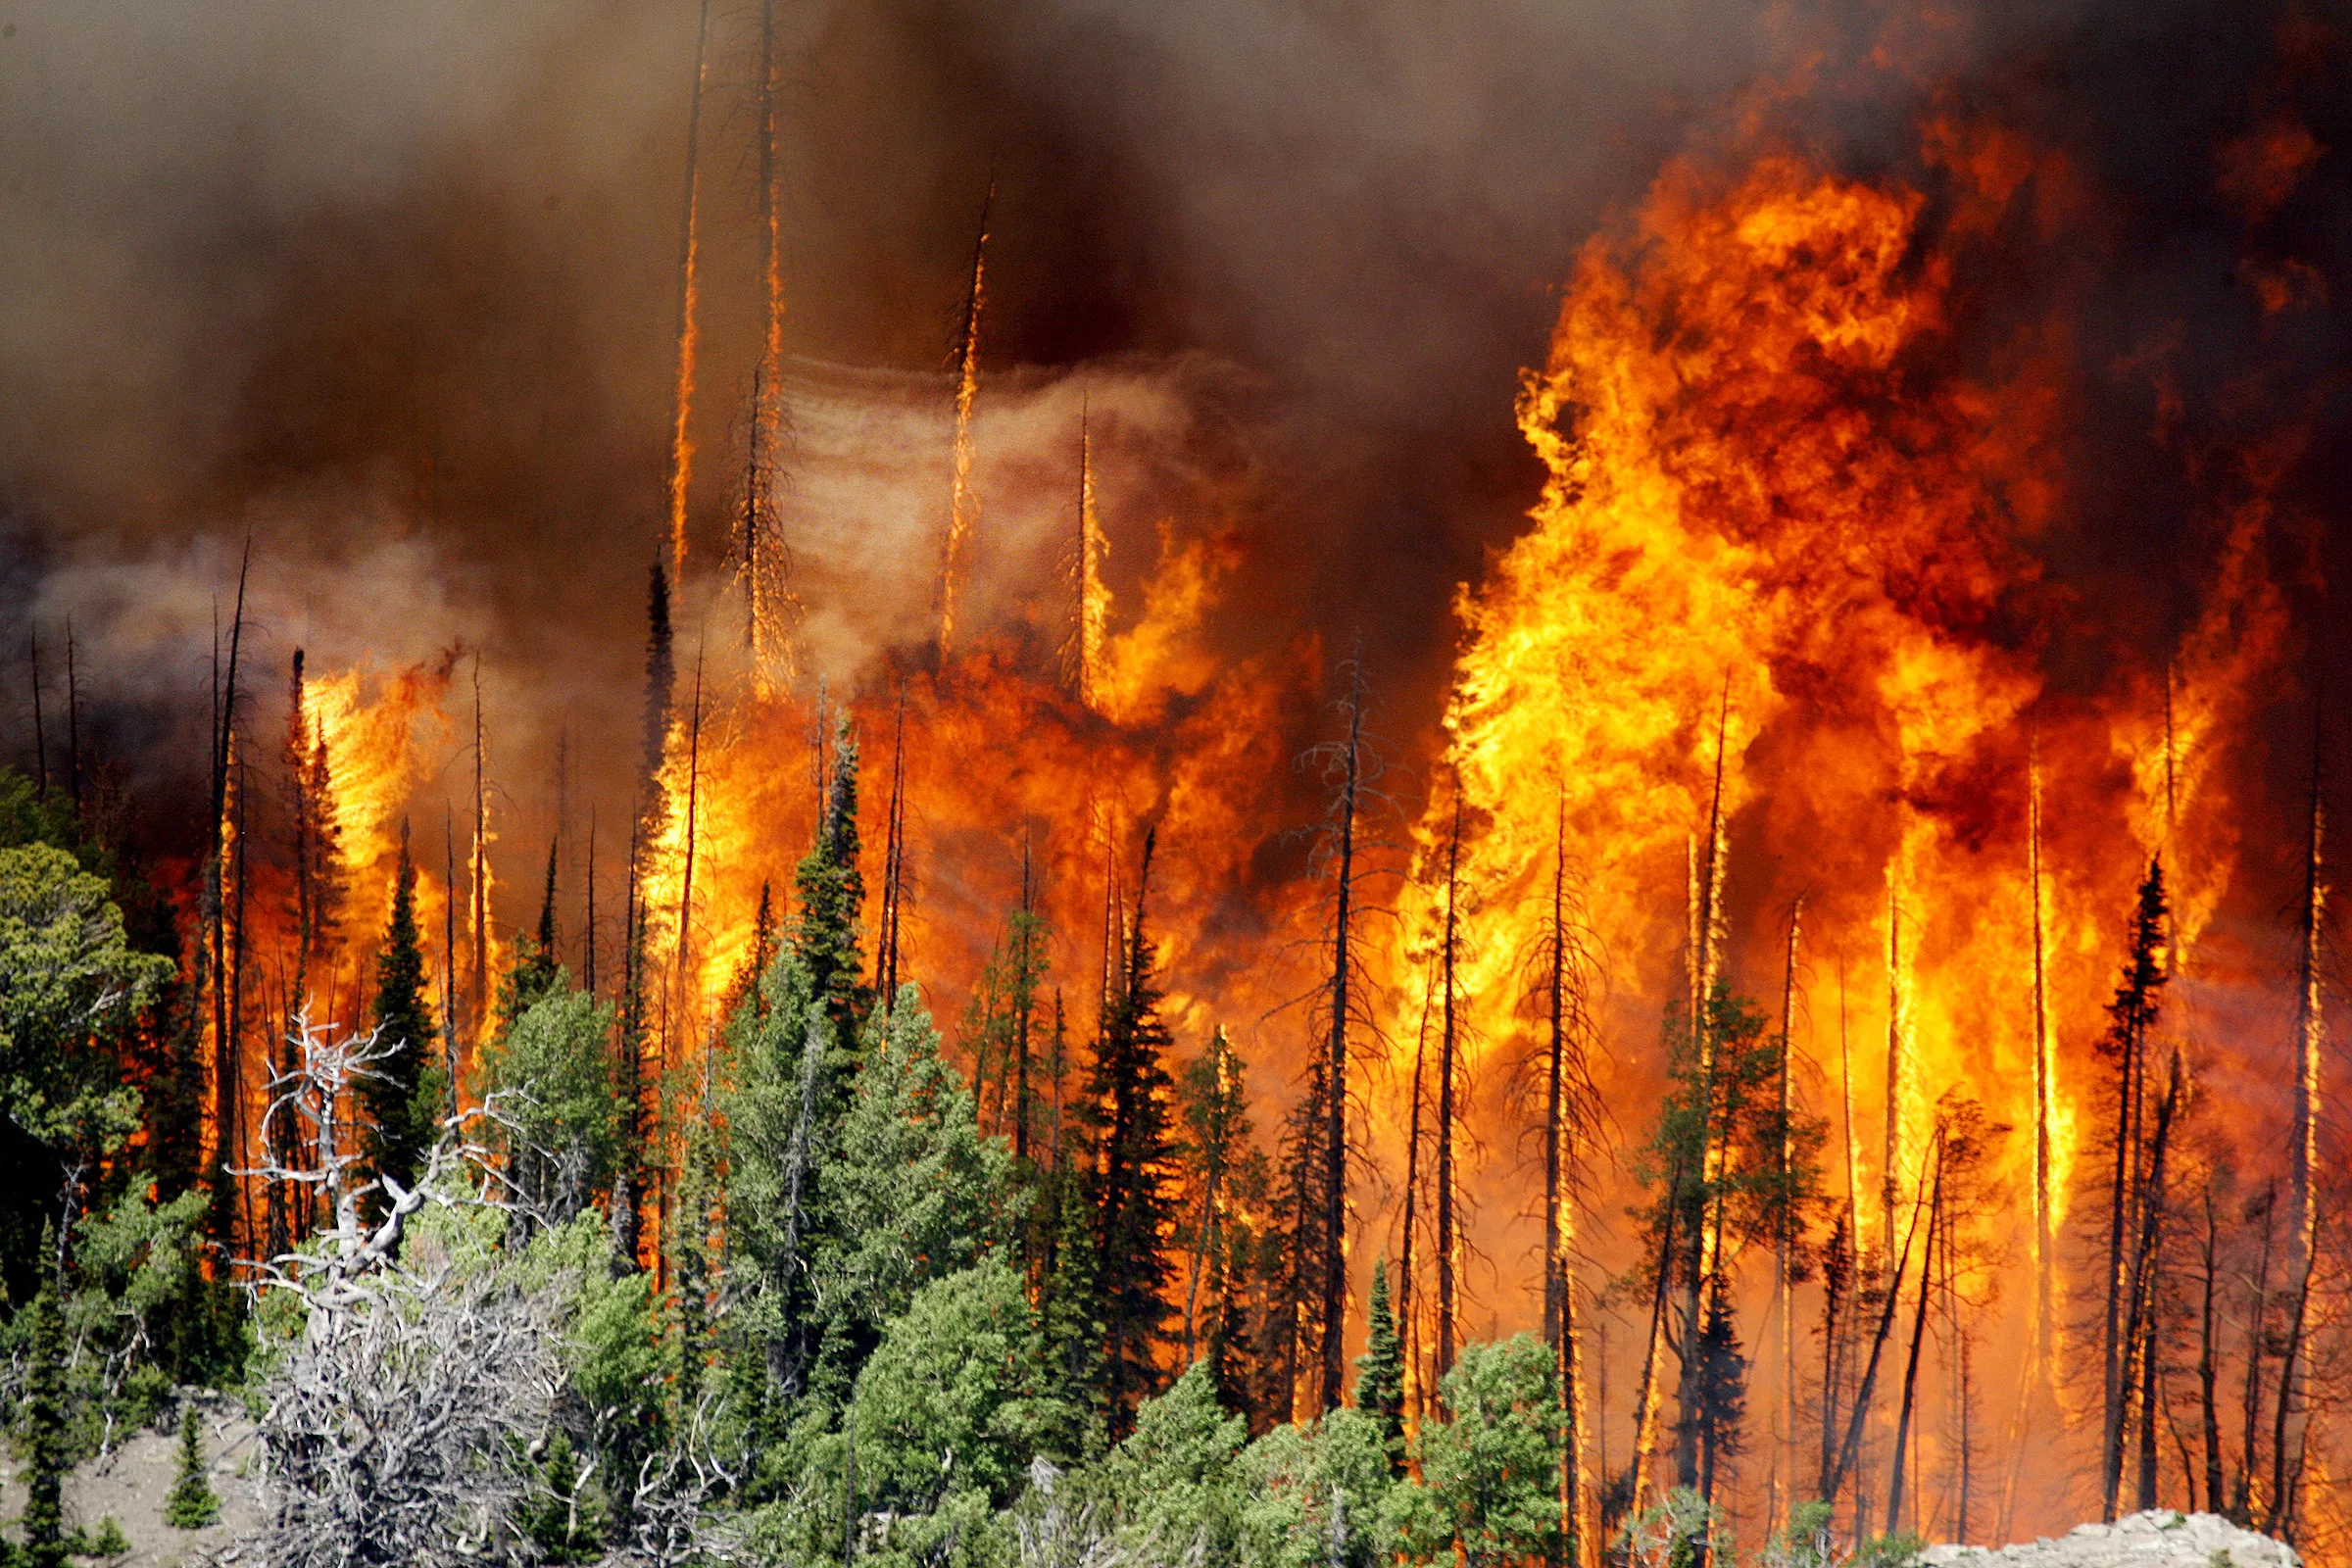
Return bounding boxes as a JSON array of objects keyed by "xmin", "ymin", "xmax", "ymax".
[
  {"xmin": 236, "ymin": 1011, "xmax": 744, "ymax": 1566},
  {"xmin": 235, "ymin": 1012, "xmax": 559, "ymax": 1563}
]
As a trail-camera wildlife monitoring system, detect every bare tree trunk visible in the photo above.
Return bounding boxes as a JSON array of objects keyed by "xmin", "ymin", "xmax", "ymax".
[
  {"xmin": 231, "ymin": 740, "xmax": 254, "ymax": 1251},
  {"xmin": 2264, "ymin": 1230, "xmax": 2317, "ymax": 1540},
  {"xmin": 676, "ymin": 653, "xmax": 704, "ymax": 1012},
  {"xmin": 445, "ymin": 807, "xmax": 460, "ymax": 1102},
  {"xmin": 936, "ymin": 190, "xmax": 992, "ymax": 654},
  {"xmin": 1071, "ymin": 412, "xmax": 1108, "ymax": 709},
  {"xmin": 1675, "ymin": 692, "xmax": 1732, "ymax": 1490},
  {"xmin": 2130, "ymin": 1050, "xmax": 2183, "ymax": 1510},
  {"xmin": 1886, "ymin": 1140, "xmax": 1941, "ymax": 1539},
  {"xmin": 64, "ymin": 619, "xmax": 78, "ymax": 816},
  {"xmin": 1883, "ymin": 878, "xmax": 1904, "ymax": 1263},
  {"xmin": 878, "ymin": 683, "xmax": 908, "ymax": 1011},
  {"xmin": 663, "ymin": 0, "xmax": 710, "ymax": 580},
  {"xmin": 209, "ymin": 545, "xmax": 251, "ymax": 1246},
  {"xmin": 469, "ymin": 660, "xmax": 489, "ymax": 1066},
  {"xmin": 1400, "ymin": 969, "xmax": 1429, "ymax": 1428},
  {"xmin": 1630, "ymin": 1171, "xmax": 1679, "ymax": 1513},
  {"xmin": 28, "ymin": 629, "xmax": 46, "ymax": 795},
  {"xmin": 1544, "ymin": 790, "xmax": 1596, "ymax": 1566},
  {"xmin": 2029, "ymin": 730, "xmax": 2056, "ymax": 1392},
  {"xmin": 583, "ymin": 810, "xmax": 598, "ymax": 999},
  {"xmin": 2101, "ymin": 949, "xmax": 2147, "ymax": 1520},
  {"xmin": 2199, "ymin": 1181, "xmax": 2225, "ymax": 1516},
  {"xmin": 2231, "ymin": 1184, "xmax": 2275, "ymax": 1521},
  {"xmin": 1319, "ymin": 658, "xmax": 1365, "ymax": 1411},
  {"xmin": 1775, "ymin": 896, "xmax": 1803, "ymax": 1515},
  {"xmin": 1013, "ymin": 835, "xmax": 1035, "ymax": 1165},
  {"xmin": 1825, "ymin": 1174, "xmax": 1926, "ymax": 1502},
  {"xmin": 1435, "ymin": 789, "xmax": 1463, "ymax": 1387}
]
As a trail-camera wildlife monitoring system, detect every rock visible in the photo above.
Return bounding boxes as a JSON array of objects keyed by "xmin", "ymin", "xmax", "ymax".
[{"xmin": 1924, "ymin": 1511, "xmax": 2298, "ymax": 1568}]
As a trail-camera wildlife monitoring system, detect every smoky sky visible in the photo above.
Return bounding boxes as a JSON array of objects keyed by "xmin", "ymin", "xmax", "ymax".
[{"xmin": 1, "ymin": 0, "xmax": 2348, "ymax": 858}]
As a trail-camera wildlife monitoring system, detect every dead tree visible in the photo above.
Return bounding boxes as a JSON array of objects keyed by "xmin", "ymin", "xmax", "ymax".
[
  {"xmin": 240, "ymin": 1013, "xmax": 740, "ymax": 1566},
  {"xmin": 1533, "ymin": 788, "xmax": 1603, "ymax": 1565},
  {"xmin": 207, "ymin": 543, "xmax": 252, "ymax": 1246},
  {"xmin": 2267, "ymin": 713, "xmax": 2325, "ymax": 1539},
  {"xmin": 662, "ymin": 0, "xmax": 711, "ymax": 581},
  {"xmin": 1886, "ymin": 1131, "xmax": 1943, "ymax": 1538},
  {"xmin": 1306, "ymin": 652, "xmax": 1375, "ymax": 1411},
  {"xmin": 877, "ymin": 683, "xmax": 909, "ymax": 1011},
  {"xmin": 1435, "ymin": 786, "xmax": 1464, "ymax": 1385},
  {"xmin": 2230, "ymin": 1183, "xmax": 2278, "ymax": 1521},
  {"xmin": 469, "ymin": 659, "xmax": 490, "ymax": 1057},
  {"xmin": 1399, "ymin": 961, "xmax": 1431, "ymax": 1425},
  {"xmin": 2097, "ymin": 859, "xmax": 2169, "ymax": 1520}
]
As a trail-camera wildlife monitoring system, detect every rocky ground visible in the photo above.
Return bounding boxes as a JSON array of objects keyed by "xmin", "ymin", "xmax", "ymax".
[
  {"xmin": 1927, "ymin": 1511, "xmax": 2299, "ymax": 1568},
  {"xmin": 0, "ymin": 1391, "xmax": 257, "ymax": 1567}
]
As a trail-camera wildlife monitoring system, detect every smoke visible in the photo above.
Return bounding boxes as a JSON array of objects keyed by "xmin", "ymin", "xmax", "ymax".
[{"xmin": 1, "ymin": 0, "xmax": 2347, "ymax": 871}]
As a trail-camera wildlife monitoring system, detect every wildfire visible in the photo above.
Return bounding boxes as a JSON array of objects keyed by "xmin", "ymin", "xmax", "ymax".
[{"xmin": 1381, "ymin": 113, "xmax": 2302, "ymax": 1529}]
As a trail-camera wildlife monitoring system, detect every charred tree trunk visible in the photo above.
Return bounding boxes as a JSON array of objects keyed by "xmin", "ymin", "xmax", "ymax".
[
  {"xmin": 583, "ymin": 810, "xmax": 598, "ymax": 998},
  {"xmin": 1824, "ymin": 1175, "xmax": 1926, "ymax": 1503},
  {"xmin": 63, "ymin": 620, "xmax": 78, "ymax": 817},
  {"xmin": 28, "ymin": 630, "xmax": 46, "ymax": 795},
  {"xmin": 676, "ymin": 653, "xmax": 705, "ymax": 1010},
  {"xmin": 662, "ymin": 0, "xmax": 710, "ymax": 579},
  {"xmin": 1775, "ymin": 896, "xmax": 1803, "ymax": 1511},
  {"xmin": 469, "ymin": 661, "xmax": 489, "ymax": 1060},
  {"xmin": 1435, "ymin": 788, "xmax": 1463, "ymax": 1387},
  {"xmin": 1673, "ymin": 693, "xmax": 1732, "ymax": 1492},
  {"xmin": 208, "ymin": 545, "xmax": 250, "ymax": 1246},
  {"xmin": 1317, "ymin": 658, "xmax": 1365, "ymax": 1412},
  {"xmin": 1399, "ymin": 969, "xmax": 1429, "ymax": 1427},
  {"xmin": 1886, "ymin": 1138, "xmax": 1942, "ymax": 1538},
  {"xmin": 2030, "ymin": 732, "xmax": 2057, "ymax": 1392},
  {"xmin": 2230, "ymin": 1185, "xmax": 2276, "ymax": 1521},
  {"xmin": 2198, "ymin": 1182, "xmax": 2225, "ymax": 1516},
  {"xmin": 2129, "ymin": 1049, "xmax": 2183, "ymax": 1510},
  {"xmin": 877, "ymin": 684, "xmax": 908, "ymax": 1011}
]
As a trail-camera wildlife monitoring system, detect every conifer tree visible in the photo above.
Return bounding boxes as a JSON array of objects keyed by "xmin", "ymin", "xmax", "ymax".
[
  {"xmin": 1179, "ymin": 1025, "xmax": 1250, "ymax": 1359},
  {"xmin": 1037, "ymin": 1155, "xmax": 1106, "ymax": 1433},
  {"xmin": 1262, "ymin": 1055, "xmax": 1329, "ymax": 1424},
  {"xmin": 2096, "ymin": 858, "xmax": 2169, "ymax": 1520},
  {"xmin": 1357, "ymin": 1259, "xmax": 1406, "ymax": 1476},
  {"xmin": 792, "ymin": 714, "xmax": 867, "ymax": 1048},
  {"xmin": 1633, "ymin": 983, "xmax": 1819, "ymax": 1494},
  {"xmin": 166, "ymin": 1401, "xmax": 222, "ymax": 1529},
  {"xmin": 1087, "ymin": 829, "xmax": 1183, "ymax": 1438},
  {"xmin": 527, "ymin": 831, "xmax": 562, "ymax": 998},
  {"xmin": 643, "ymin": 561, "xmax": 676, "ymax": 789},
  {"xmin": 21, "ymin": 1260, "xmax": 70, "ymax": 1567},
  {"xmin": 361, "ymin": 833, "xmax": 436, "ymax": 1198}
]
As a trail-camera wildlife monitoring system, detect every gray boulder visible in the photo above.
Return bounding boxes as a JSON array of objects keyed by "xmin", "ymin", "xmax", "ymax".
[{"xmin": 1925, "ymin": 1512, "xmax": 2297, "ymax": 1568}]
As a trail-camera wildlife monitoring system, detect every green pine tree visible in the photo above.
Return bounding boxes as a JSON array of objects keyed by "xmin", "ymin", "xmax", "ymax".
[
  {"xmin": 360, "ymin": 837, "xmax": 436, "ymax": 1197},
  {"xmin": 519, "ymin": 1430, "xmax": 603, "ymax": 1562},
  {"xmin": 1355, "ymin": 1259, "xmax": 1406, "ymax": 1475},
  {"xmin": 1086, "ymin": 830, "xmax": 1183, "ymax": 1439},
  {"xmin": 791, "ymin": 714, "xmax": 868, "ymax": 1049},
  {"xmin": 1392, "ymin": 1336, "xmax": 1566, "ymax": 1566},
  {"xmin": 164, "ymin": 1402, "xmax": 220, "ymax": 1530},
  {"xmin": 724, "ymin": 723, "xmax": 876, "ymax": 1429},
  {"xmin": 21, "ymin": 1260, "xmax": 70, "ymax": 1567},
  {"xmin": 1036, "ymin": 1161, "xmax": 1106, "ymax": 1446},
  {"xmin": 808, "ymin": 992, "xmax": 1015, "ymax": 1398}
]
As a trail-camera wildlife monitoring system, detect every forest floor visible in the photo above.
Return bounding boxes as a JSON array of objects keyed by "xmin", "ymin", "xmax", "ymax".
[{"xmin": 0, "ymin": 1391, "xmax": 257, "ymax": 1566}]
